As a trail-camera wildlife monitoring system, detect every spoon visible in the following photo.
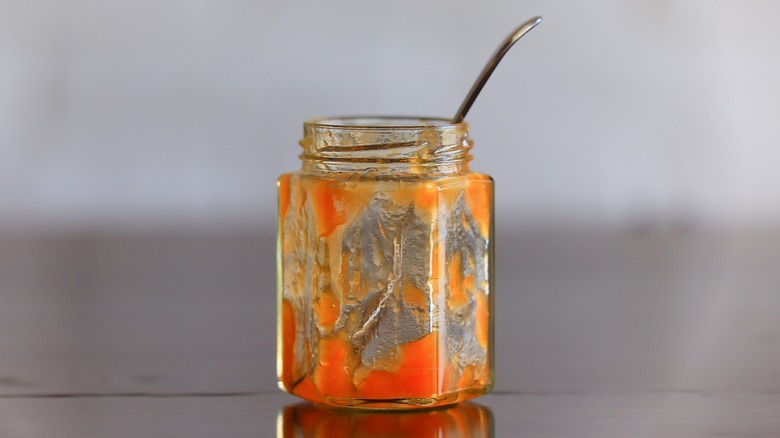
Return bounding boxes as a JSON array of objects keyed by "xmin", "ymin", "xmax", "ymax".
[{"xmin": 452, "ymin": 16, "xmax": 542, "ymax": 124}]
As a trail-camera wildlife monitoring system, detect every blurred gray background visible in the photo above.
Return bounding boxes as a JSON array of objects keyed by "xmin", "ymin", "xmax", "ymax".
[
  {"xmin": 3, "ymin": 0, "xmax": 780, "ymax": 230},
  {"xmin": 1, "ymin": 0, "xmax": 779, "ymax": 398}
]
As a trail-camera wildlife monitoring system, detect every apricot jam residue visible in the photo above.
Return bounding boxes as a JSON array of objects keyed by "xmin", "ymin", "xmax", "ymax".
[{"xmin": 278, "ymin": 172, "xmax": 493, "ymax": 409}]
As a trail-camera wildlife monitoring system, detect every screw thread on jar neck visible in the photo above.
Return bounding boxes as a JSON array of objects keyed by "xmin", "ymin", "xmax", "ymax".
[{"xmin": 299, "ymin": 117, "xmax": 473, "ymax": 177}]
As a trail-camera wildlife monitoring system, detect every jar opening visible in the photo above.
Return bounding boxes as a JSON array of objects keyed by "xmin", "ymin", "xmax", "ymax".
[
  {"xmin": 300, "ymin": 116, "xmax": 472, "ymax": 176},
  {"xmin": 306, "ymin": 116, "xmax": 462, "ymax": 129}
]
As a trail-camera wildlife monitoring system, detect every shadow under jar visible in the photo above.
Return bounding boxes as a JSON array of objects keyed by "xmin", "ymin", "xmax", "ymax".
[{"xmin": 277, "ymin": 117, "xmax": 494, "ymax": 410}]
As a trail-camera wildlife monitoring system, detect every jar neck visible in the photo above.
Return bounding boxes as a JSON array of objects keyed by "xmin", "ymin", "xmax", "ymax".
[{"xmin": 299, "ymin": 117, "xmax": 473, "ymax": 177}]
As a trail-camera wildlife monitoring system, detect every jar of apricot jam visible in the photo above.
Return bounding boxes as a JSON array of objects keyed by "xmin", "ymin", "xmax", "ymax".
[{"xmin": 277, "ymin": 117, "xmax": 493, "ymax": 409}]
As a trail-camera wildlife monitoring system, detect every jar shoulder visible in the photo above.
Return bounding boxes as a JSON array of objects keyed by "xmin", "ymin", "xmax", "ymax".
[{"xmin": 277, "ymin": 170, "xmax": 493, "ymax": 185}]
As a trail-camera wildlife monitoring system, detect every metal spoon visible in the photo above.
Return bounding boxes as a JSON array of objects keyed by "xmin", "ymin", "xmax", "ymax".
[{"xmin": 452, "ymin": 16, "xmax": 542, "ymax": 124}]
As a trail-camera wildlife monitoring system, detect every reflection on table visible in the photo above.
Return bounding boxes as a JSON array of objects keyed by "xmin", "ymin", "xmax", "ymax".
[{"xmin": 278, "ymin": 402, "xmax": 493, "ymax": 437}]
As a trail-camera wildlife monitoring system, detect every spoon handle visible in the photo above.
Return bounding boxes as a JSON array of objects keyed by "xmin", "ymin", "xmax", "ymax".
[{"xmin": 452, "ymin": 16, "xmax": 542, "ymax": 124}]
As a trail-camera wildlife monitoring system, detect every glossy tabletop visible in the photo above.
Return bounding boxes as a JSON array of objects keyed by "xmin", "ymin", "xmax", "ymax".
[{"xmin": 1, "ymin": 229, "xmax": 779, "ymax": 436}]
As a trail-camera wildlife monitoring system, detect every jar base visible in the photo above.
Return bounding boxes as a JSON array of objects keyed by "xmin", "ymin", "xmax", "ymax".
[{"xmin": 283, "ymin": 386, "xmax": 491, "ymax": 411}]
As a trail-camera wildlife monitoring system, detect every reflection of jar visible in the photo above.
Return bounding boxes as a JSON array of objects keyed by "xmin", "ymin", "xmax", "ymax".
[
  {"xmin": 278, "ymin": 117, "xmax": 494, "ymax": 409},
  {"xmin": 278, "ymin": 402, "xmax": 494, "ymax": 437}
]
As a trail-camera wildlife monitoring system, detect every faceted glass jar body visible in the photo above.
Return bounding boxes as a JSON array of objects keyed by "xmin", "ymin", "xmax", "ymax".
[{"xmin": 277, "ymin": 117, "xmax": 494, "ymax": 410}]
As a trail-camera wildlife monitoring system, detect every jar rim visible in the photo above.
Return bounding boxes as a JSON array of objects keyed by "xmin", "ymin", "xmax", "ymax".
[
  {"xmin": 299, "ymin": 115, "xmax": 472, "ymax": 176},
  {"xmin": 304, "ymin": 116, "xmax": 467, "ymax": 130}
]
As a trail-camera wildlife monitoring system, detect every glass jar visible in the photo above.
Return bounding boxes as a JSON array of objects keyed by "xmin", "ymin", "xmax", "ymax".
[{"xmin": 277, "ymin": 117, "xmax": 494, "ymax": 410}]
